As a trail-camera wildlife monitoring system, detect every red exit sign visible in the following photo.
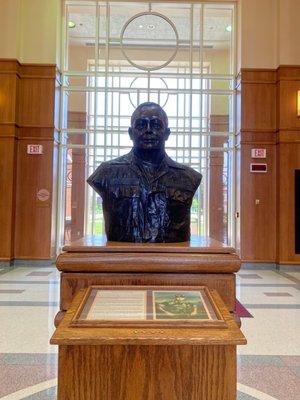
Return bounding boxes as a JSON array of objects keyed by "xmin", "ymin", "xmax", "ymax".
[
  {"xmin": 251, "ymin": 148, "xmax": 266, "ymax": 158},
  {"xmin": 27, "ymin": 144, "xmax": 43, "ymax": 155}
]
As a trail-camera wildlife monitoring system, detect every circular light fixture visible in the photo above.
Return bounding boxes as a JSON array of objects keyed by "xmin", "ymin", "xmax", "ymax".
[
  {"xmin": 139, "ymin": 24, "xmax": 143, "ymax": 28},
  {"xmin": 120, "ymin": 11, "xmax": 179, "ymax": 72},
  {"xmin": 225, "ymin": 25, "xmax": 232, "ymax": 32},
  {"xmin": 68, "ymin": 21, "xmax": 76, "ymax": 29}
]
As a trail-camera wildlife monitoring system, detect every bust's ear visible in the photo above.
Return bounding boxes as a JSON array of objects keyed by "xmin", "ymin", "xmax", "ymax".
[
  {"xmin": 128, "ymin": 127, "xmax": 133, "ymax": 139},
  {"xmin": 165, "ymin": 128, "xmax": 171, "ymax": 141}
]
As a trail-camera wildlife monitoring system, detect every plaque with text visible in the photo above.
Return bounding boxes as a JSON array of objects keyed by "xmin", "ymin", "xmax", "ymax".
[{"xmin": 70, "ymin": 286, "xmax": 227, "ymax": 328}]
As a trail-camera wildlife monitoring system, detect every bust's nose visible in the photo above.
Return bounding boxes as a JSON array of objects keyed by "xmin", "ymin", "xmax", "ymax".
[{"xmin": 145, "ymin": 121, "xmax": 153, "ymax": 134}]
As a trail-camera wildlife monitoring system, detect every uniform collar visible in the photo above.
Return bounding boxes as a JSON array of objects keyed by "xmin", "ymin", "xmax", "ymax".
[{"xmin": 110, "ymin": 150, "xmax": 185, "ymax": 170}]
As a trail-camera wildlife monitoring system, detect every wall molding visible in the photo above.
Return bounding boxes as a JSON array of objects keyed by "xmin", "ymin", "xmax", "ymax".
[{"xmin": 0, "ymin": 58, "xmax": 60, "ymax": 79}]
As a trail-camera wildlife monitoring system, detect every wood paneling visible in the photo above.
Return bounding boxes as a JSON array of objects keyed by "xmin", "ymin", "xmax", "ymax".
[
  {"xmin": 57, "ymin": 252, "xmax": 241, "ymax": 273},
  {"xmin": 0, "ymin": 138, "xmax": 17, "ymax": 259},
  {"xmin": 52, "ymin": 290, "xmax": 245, "ymax": 400},
  {"xmin": 14, "ymin": 139, "xmax": 54, "ymax": 258},
  {"xmin": 239, "ymin": 69, "xmax": 277, "ymax": 262},
  {"xmin": 0, "ymin": 59, "xmax": 60, "ymax": 260},
  {"xmin": 239, "ymin": 66, "xmax": 300, "ymax": 264},
  {"xmin": 277, "ymin": 80, "xmax": 300, "ymax": 130},
  {"xmin": 0, "ymin": 61, "xmax": 18, "ymax": 260},
  {"xmin": 18, "ymin": 78, "xmax": 55, "ymax": 127},
  {"xmin": 0, "ymin": 74, "xmax": 17, "ymax": 123},
  {"xmin": 57, "ymin": 345, "xmax": 236, "ymax": 400},
  {"xmin": 240, "ymin": 144, "xmax": 277, "ymax": 261},
  {"xmin": 241, "ymin": 86, "xmax": 277, "ymax": 132}
]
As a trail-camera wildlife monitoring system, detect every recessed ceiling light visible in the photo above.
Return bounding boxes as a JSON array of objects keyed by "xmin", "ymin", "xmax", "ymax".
[
  {"xmin": 147, "ymin": 24, "xmax": 155, "ymax": 30},
  {"xmin": 225, "ymin": 25, "xmax": 232, "ymax": 32},
  {"xmin": 68, "ymin": 21, "xmax": 76, "ymax": 28},
  {"xmin": 139, "ymin": 24, "xmax": 143, "ymax": 28}
]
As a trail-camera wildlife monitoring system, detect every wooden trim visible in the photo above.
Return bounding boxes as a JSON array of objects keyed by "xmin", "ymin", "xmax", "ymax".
[
  {"xmin": 277, "ymin": 65, "xmax": 300, "ymax": 81},
  {"xmin": 17, "ymin": 137, "xmax": 56, "ymax": 141},
  {"xmin": 239, "ymin": 68, "xmax": 277, "ymax": 84},
  {"xmin": 0, "ymin": 59, "xmax": 58, "ymax": 79},
  {"xmin": 277, "ymin": 130, "xmax": 300, "ymax": 143},
  {"xmin": 0, "ymin": 124, "xmax": 17, "ymax": 138}
]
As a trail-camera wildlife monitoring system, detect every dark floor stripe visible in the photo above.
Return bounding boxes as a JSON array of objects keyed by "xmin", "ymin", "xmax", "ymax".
[
  {"xmin": 274, "ymin": 270, "xmax": 300, "ymax": 284},
  {"xmin": 242, "ymin": 304, "xmax": 300, "ymax": 309},
  {"xmin": 237, "ymin": 283, "xmax": 299, "ymax": 288},
  {"xmin": 0, "ymin": 280, "xmax": 59, "ymax": 284},
  {"xmin": 0, "ymin": 301, "xmax": 59, "ymax": 307},
  {"xmin": 0, "ymin": 353, "xmax": 58, "ymax": 365}
]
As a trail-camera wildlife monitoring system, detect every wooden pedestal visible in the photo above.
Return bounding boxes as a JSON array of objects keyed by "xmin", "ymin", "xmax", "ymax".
[
  {"xmin": 55, "ymin": 235, "xmax": 241, "ymax": 325},
  {"xmin": 51, "ymin": 289, "xmax": 246, "ymax": 400}
]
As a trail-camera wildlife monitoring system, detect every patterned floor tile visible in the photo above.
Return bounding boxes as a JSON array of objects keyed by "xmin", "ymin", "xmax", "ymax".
[
  {"xmin": 0, "ymin": 290, "xmax": 25, "ymax": 294},
  {"xmin": 238, "ymin": 365, "xmax": 300, "ymax": 400},
  {"xmin": 0, "ymin": 365, "xmax": 56, "ymax": 397},
  {"xmin": 280, "ymin": 356, "xmax": 300, "ymax": 366}
]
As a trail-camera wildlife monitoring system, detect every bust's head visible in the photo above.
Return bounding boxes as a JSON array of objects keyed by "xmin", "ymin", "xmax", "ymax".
[{"xmin": 128, "ymin": 102, "xmax": 170, "ymax": 151}]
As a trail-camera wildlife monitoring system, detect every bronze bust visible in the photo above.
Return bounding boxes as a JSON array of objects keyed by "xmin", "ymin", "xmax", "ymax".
[{"xmin": 87, "ymin": 102, "xmax": 202, "ymax": 242}]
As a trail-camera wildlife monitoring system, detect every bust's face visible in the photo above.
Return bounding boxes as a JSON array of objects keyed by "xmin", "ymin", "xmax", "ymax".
[{"xmin": 129, "ymin": 104, "xmax": 170, "ymax": 151}]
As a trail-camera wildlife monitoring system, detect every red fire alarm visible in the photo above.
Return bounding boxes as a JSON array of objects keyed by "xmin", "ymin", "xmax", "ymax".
[{"xmin": 250, "ymin": 163, "xmax": 267, "ymax": 173}]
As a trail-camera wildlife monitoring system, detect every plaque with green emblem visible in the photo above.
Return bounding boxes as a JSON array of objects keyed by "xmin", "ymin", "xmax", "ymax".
[{"xmin": 70, "ymin": 285, "xmax": 227, "ymax": 328}]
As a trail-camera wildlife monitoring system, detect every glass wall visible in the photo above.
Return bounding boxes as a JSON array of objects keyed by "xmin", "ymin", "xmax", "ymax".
[{"xmin": 58, "ymin": 1, "xmax": 236, "ymax": 247}]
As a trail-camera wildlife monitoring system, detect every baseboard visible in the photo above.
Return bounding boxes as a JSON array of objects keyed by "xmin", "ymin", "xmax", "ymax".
[
  {"xmin": 277, "ymin": 264, "xmax": 300, "ymax": 271},
  {"xmin": 241, "ymin": 263, "xmax": 277, "ymax": 270},
  {"xmin": 0, "ymin": 259, "xmax": 55, "ymax": 268}
]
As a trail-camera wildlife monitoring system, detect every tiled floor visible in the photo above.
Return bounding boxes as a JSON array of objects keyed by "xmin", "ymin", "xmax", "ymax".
[{"xmin": 0, "ymin": 266, "xmax": 299, "ymax": 399}]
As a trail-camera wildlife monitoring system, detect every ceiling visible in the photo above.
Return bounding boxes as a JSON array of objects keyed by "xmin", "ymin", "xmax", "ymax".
[{"xmin": 67, "ymin": 3, "xmax": 233, "ymax": 50}]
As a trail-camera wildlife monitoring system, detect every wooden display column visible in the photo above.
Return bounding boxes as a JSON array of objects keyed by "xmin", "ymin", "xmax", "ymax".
[
  {"xmin": 51, "ymin": 288, "xmax": 246, "ymax": 400},
  {"xmin": 55, "ymin": 235, "xmax": 241, "ymax": 326}
]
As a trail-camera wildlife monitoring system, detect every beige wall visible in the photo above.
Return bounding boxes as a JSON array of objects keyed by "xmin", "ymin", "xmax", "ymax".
[
  {"xmin": 0, "ymin": 0, "xmax": 21, "ymax": 59},
  {"xmin": 240, "ymin": 0, "xmax": 300, "ymax": 68},
  {"xmin": 0, "ymin": 0, "xmax": 61, "ymax": 65},
  {"xmin": 278, "ymin": 0, "xmax": 300, "ymax": 65},
  {"xmin": 1, "ymin": 1, "xmax": 300, "ymax": 69}
]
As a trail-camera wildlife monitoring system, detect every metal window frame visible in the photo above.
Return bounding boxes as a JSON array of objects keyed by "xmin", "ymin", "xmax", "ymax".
[{"xmin": 56, "ymin": 0, "xmax": 237, "ymax": 253}]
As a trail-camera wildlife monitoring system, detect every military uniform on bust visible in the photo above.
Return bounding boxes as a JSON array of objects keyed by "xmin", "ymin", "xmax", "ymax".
[
  {"xmin": 88, "ymin": 102, "xmax": 202, "ymax": 243},
  {"xmin": 88, "ymin": 149, "xmax": 201, "ymax": 242}
]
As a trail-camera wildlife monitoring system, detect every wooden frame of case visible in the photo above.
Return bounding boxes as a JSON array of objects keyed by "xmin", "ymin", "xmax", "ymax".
[{"xmin": 70, "ymin": 285, "xmax": 227, "ymax": 329}]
